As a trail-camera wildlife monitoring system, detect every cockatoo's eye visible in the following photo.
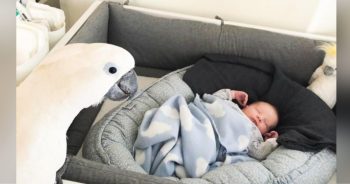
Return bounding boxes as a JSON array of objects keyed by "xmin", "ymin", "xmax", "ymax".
[
  {"xmin": 104, "ymin": 63, "xmax": 118, "ymax": 75},
  {"xmin": 323, "ymin": 65, "xmax": 335, "ymax": 76},
  {"xmin": 109, "ymin": 67, "xmax": 117, "ymax": 74}
]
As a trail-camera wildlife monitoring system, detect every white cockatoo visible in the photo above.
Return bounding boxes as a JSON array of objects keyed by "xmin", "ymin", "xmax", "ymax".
[
  {"xmin": 307, "ymin": 42, "xmax": 336, "ymax": 108},
  {"xmin": 17, "ymin": 43, "xmax": 138, "ymax": 184}
]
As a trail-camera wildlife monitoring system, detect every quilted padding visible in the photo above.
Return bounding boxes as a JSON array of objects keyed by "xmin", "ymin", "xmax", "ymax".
[{"xmin": 83, "ymin": 67, "xmax": 335, "ymax": 184}]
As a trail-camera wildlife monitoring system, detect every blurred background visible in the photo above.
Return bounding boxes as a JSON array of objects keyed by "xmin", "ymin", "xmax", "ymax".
[{"xmin": 55, "ymin": 0, "xmax": 335, "ymax": 37}]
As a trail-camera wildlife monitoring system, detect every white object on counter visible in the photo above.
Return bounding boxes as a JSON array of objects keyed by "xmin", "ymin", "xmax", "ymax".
[
  {"xmin": 16, "ymin": 21, "xmax": 49, "ymax": 85},
  {"xmin": 16, "ymin": 24, "xmax": 39, "ymax": 66},
  {"xmin": 48, "ymin": 22, "xmax": 66, "ymax": 49},
  {"xmin": 26, "ymin": 1, "xmax": 66, "ymax": 48},
  {"xmin": 26, "ymin": 1, "xmax": 65, "ymax": 31}
]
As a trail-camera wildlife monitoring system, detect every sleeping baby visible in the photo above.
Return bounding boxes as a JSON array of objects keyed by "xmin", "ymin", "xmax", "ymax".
[
  {"xmin": 134, "ymin": 89, "xmax": 280, "ymax": 178},
  {"xmin": 212, "ymin": 89, "xmax": 279, "ymax": 161}
]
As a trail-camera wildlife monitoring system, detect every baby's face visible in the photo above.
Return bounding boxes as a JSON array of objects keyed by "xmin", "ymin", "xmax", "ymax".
[{"xmin": 242, "ymin": 102, "xmax": 278, "ymax": 134}]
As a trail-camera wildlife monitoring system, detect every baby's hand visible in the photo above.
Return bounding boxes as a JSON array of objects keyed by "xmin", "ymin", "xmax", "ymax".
[
  {"xmin": 231, "ymin": 90, "xmax": 248, "ymax": 107},
  {"xmin": 263, "ymin": 131, "xmax": 279, "ymax": 140}
]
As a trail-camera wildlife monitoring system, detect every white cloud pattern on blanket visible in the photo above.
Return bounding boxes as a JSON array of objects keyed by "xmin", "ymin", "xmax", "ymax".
[
  {"xmin": 141, "ymin": 121, "xmax": 172, "ymax": 138},
  {"xmin": 238, "ymin": 135, "xmax": 250, "ymax": 151},
  {"xmin": 160, "ymin": 105, "xmax": 180, "ymax": 119},
  {"xmin": 203, "ymin": 118, "xmax": 215, "ymax": 141},
  {"xmin": 165, "ymin": 153, "xmax": 181, "ymax": 163},
  {"xmin": 195, "ymin": 157, "xmax": 209, "ymax": 177},
  {"xmin": 204, "ymin": 101, "xmax": 226, "ymax": 118},
  {"xmin": 161, "ymin": 139, "xmax": 176, "ymax": 155},
  {"xmin": 180, "ymin": 104, "xmax": 193, "ymax": 131},
  {"xmin": 135, "ymin": 149, "xmax": 145, "ymax": 165},
  {"xmin": 143, "ymin": 109, "xmax": 155, "ymax": 118},
  {"xmin": 175, "ymin": 165, "xmax": 187, "ymax": 178}
]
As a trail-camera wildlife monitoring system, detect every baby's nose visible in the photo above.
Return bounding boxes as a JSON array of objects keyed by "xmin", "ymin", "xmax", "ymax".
[{"xmin": 258, "ymin": 115, "xmax": 265, "ymax": 122}]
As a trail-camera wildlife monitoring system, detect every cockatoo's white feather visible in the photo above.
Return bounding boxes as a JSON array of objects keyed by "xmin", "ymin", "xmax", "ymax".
[
  {"xmin": 307, "ymin": 43, "xmax": 336, "ymax": 108},
  {"xmin": 17, "ymin": 43, "xmax": 136, "ymax": 184}
]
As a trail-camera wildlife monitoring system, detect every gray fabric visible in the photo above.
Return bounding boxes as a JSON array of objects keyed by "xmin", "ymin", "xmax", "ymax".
[
  {"xmin": 262, "ymin": 148, "xmax": 336, "ymax": 183},
  {"xmin": 201, "ymin": 148, "xmax": 336, "ymax": 184},
  {"xmin": 62, "ymin": 155, "xmax": 178, "ymax": 184},
  {"xmin": 83, "ymin": 67, "xmax": 336, "ymax": 183},
  {"xmin": 68, "ymin": 2, "xmax": 326, "ymax": 84},
  {"xmin": 67, "ymin": 103, "xmax": 103, "ymax": 155},
  {"xmin": 135, "ymin": 66, "xmax": 172, "ymax": 78},
  {"xmin": 107, "ymin": 3, "xmax": 220, "ymax": 72},
  {"xmin": 68, "ymin": 2, "xmax": 109, "ymax": 44},
  {"xmin": 106, "ymin": 2, "xmax": 324, "ymax": 85},
  {"xmin": 218, "ymin": 25, "xmax": 325, "ymax": 85}
]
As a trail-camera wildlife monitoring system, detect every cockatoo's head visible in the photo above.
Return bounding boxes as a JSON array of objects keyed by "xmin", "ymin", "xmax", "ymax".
[
  {"xmin": 318, "ymin": 42, "xmax": 336, "ymax": 76},
  {"xmin": 22, "ymin": 43, "xmax": 138, "ymax": 108},
  {"xmin": 16, "ymin": 44, "xmax": 138, "ymax": 184}
]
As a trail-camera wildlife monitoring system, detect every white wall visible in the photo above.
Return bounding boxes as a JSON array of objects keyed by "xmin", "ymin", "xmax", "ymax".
[
  {"xmin": 59, "ymin": 0, "xmax": 95, "ymax": 29},
  {"xmin": 60, "ymin": 0, "xmax": 336, "ymax": 37},
  {"xmin": 307, "ymin": 0, "xmax": 336, "ymax": 36}
]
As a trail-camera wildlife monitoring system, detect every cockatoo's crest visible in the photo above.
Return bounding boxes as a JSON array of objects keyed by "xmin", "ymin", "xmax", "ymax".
[{"xmin": 318, "ymin": 42, "xmax": 336, "ymax": 71}]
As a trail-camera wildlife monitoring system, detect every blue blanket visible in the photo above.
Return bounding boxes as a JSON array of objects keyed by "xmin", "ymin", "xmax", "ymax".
[{"xmin": 134, "ymin": 94, "xmax": 253, "ymax": 178}]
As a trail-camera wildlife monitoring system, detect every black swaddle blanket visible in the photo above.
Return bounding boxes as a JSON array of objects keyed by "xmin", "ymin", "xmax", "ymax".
[{"xmin": 183, "ymin": 54, "xmax": 336, "ymax": 152}]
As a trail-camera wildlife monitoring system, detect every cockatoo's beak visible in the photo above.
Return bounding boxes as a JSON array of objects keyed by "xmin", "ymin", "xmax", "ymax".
[{"xmin": 105, "ymin": 70, "xmax": 138, "ymax": 100}]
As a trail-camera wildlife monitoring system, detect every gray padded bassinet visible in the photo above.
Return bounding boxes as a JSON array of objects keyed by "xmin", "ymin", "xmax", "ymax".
[
  {"xmin": 62, "ymin": 1, "xmax": 337, "ymax": 183},
  {"xmin": 83, "ymin": 68, "xmax": 335, "ymax": 184}
]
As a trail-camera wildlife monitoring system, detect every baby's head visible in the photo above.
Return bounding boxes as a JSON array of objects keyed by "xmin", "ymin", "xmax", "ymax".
[{"xmin": 242, "ymin": 101, "xmax": 279, "ymax": 135}]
